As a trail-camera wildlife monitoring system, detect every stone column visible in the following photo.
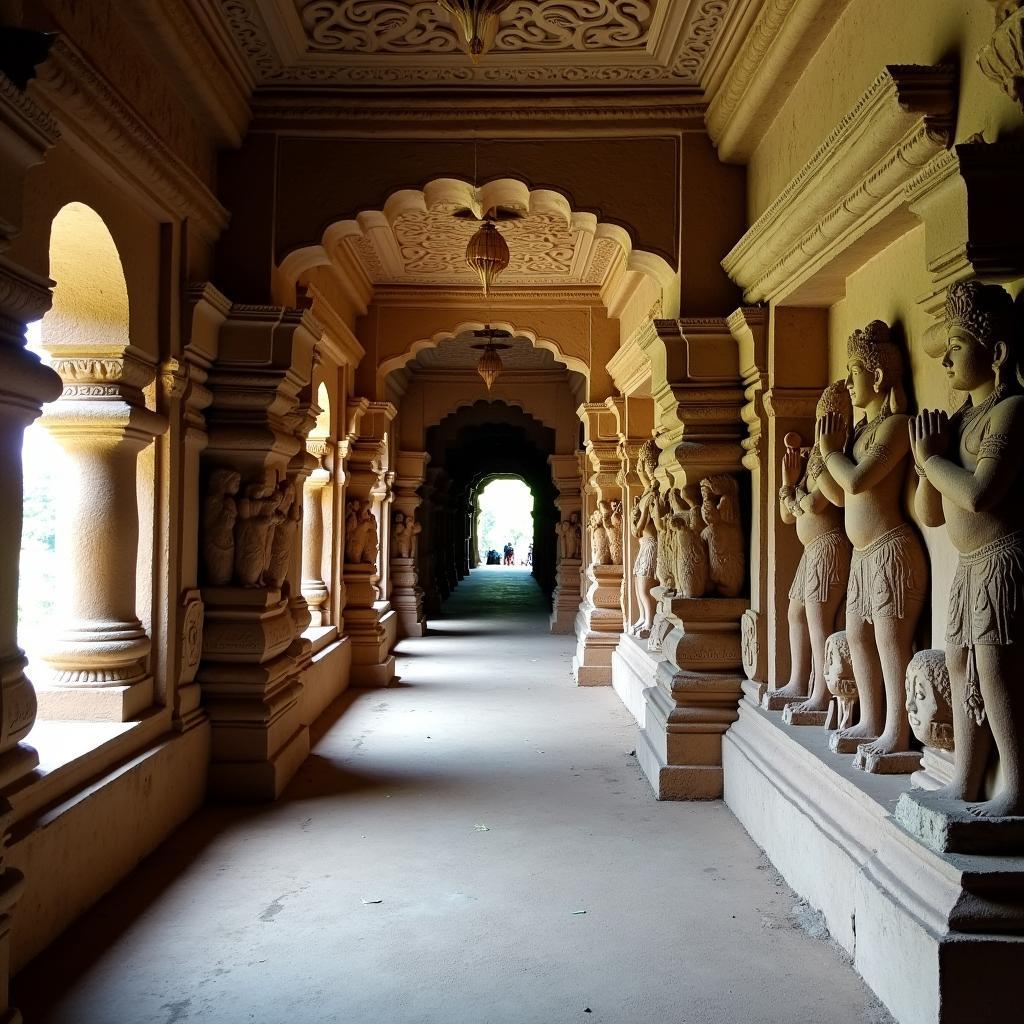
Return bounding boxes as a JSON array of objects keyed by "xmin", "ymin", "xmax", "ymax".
[
  {"xmin": 390, "ymin": 450, "xmax": 429, "ymax": 638},
  {"xmin": 572, "ymin": 401, "xmax": 625, "ymax": 685},
  {"xmin": 549, "ymin": 453, "xmax": 583, "ymax": 634},
  {"xmin": 343, "ymin": 399, "xmax": 398, "ymax": 686},
  {"xmin": 37, "ymin": 351, "xmax": 167, "ymax": 722},
  {"xmin": 636, "ymin": 318, "xmax": 747, "ymax": 799},
  {"xmin": 196, "ymin": 305, "xmax": 318, "ymax": 800},
  {"xmin": 0, "ymin": 73, "xmax": 60, "ymax": 1024},
  {"xmin": 0, "ymin": 267, "xmax": 61, "ymax": 778},
  {"xmin": 301, "ymin": 438, "xmax": 331, "ymax": 627}
]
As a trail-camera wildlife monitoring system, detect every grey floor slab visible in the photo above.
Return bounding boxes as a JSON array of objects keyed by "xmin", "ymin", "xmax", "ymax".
[{"xmin": 15, "ymin": 567, "xmax": 889, "ymax": 1024}]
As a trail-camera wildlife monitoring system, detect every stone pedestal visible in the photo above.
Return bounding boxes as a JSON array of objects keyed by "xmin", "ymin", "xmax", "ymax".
[
  {"xmin": 197, "ymin": 586, "xmax": 308, "ymax": 801},
  {"xmin": 390, "ymin": 556, "xmax": 425, "ymax": 638},
  {"xmin": 550, "ymin": 557, "xmax": 581, "ymax": 634},
  {"xmin": 344, "ymin": 565, "xmax": 397, "ymax": 686},
  {"xmin": 637, "ymin": 596, "xmax": 746, "ymax": 799},
  {"xmin": 611, "ymin": 632, "xmax": 665, "ymax": 727},
  {"xmin": 723, "ymin": 702, "xmax": 1024, "ymax": 1024},
  {"xmin": 571, "ymin": 563, "xmax": 623, "ymax": 686}
]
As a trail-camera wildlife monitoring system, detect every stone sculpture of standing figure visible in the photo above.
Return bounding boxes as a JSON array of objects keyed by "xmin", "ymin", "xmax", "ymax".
[
  {"xmin": 602, "ymin": 499, "xmax": 623, "ymax": 565},
  {"xmin": 699, "ymin": 475, "xmax": 744, "ymax": 598},
  {"xmin": 234, "ymin": 474, "xmax": 281, "ymax": 587},
  {"xmin": 817, "ymin": 321, "xmax": 927, "ymax": 771},
  {"xmin": 773, "ymin": 383, "xmax": 853, "ymax": 716},
  {"xmin": 629, "ymin": 440, "xmax": 660, "ymax": 637},
  {"xmin": 265, "ymin": 480, "xmax": 300, "ymax": 591},
  {"xmin": 392, "ymin": 511, "xmax": 421, "ymax": 560},
  {"xmin": 910, "ymin": 280, "xmax": 1024, "ymax": 816},
  {"xmin": 667, "ymin": 487, "xmax": 709, "ymax": 598},
  {"xmin": 345, "ymin": 499, "xmax": 379, "ymax": 565},
  {"xmin": 589, "ymin": 506, "xmax": 611, "ymax": 565},
  {"xmin": 202, "ymin": 468, "xmax": 241, "ymax": 585}
]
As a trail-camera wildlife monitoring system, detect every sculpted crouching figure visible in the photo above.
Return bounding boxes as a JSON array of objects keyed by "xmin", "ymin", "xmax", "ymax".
[
  {"xmin": 772, "ymin": 383, "xmax": 853, "ymax": 715},
  {"xmin": 817, "ymin": 321, "xmax": 927, "ymax": 769},
  {"xmin": 911, "ymin": 280, "xmax": 1024, "ymax": 817}
]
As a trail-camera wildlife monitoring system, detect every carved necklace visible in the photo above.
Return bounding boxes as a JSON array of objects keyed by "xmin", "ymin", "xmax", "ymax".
[
  {"xmin": 853, "ymin": 403, "xmax": 892, "ymax": 453},
  {"xmin": 955, "ymin": 384, "xmax": 1008, "ymax": 453}
]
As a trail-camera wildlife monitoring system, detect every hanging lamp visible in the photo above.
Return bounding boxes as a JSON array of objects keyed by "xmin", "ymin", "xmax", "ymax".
[
  {"xmin": 436, "ymin": 0, "xmax": 515, "ymax": 63},
  {"xmin": 465, "ymin": 215, "xmax": 510, "ymax": 295},
  {"xmin": 471, "ymin": 326, "xmax": 512, "ymax": 391}
]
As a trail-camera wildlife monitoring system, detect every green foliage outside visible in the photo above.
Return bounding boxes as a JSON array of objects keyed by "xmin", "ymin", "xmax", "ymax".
[{"xmin": 476, "ymin": 478, "xmax": 534, "ymax": 563}]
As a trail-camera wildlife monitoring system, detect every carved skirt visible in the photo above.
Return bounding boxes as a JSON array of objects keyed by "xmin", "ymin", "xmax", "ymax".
[
  {"xmin": 633, "ymin": 534, "xmax": 658, "ymax": 579},
  {"xmin": 847, "ymin": 524, "xmax": 926, "ymax": 624},
  {"xmin": 947, "ymin": 531, "xmax": 1024, "ymax": 723},
  {"xmin": 788, "ymin": 529, "xmax": 851, "ymax": 605}
]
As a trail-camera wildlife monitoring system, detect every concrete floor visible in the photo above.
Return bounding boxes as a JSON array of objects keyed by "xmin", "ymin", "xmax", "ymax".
[{"xmin": 16, "ymin": 567, "xmax": 890, "ymax": 1024}]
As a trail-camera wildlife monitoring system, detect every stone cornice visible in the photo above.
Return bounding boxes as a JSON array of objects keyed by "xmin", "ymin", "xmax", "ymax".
[
  {"xmin": 303, "ymin": 282, "xmax": 366, "ymax": 368},
  {"xmin": 0, "ymin": 71, "xmax": 60, "ymax": 166},
  {"xmin": 607, "ymin": 318, "xmax": 656, "ymax": 397},
  {"xmin": 705, "ymin": 0, "xmax": 856, "ymax": 163},
  {"xmin": 369, "ymin": 285, "xmax": 606, "ymax": 307},
  {"xmin": 29, "ymin": 38, "xmax": 229, "ymax": 244},
  {"xmin": 722, "ymin": 65, "xmax": 956, "ymax": 305},
  {"xmin": 249, "ymin": 94, "xmax": 706, "ymax": 134}
]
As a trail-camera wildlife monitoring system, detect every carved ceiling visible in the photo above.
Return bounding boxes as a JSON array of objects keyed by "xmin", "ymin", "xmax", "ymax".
[
  {"xmin": 218, "ymin": 0, "xmax": 741, "ymax": 89},
  {"xmin": 332, "ymin": 179, "xmax": 626, "ymax": 287}
]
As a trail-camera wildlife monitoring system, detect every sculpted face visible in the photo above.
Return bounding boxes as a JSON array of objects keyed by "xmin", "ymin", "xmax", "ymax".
[
  {"xmin": 941, "ymin": 329, "xmax": 993, "ymax": 393},
  {"xmin": 845, "ymin": 359, "xmax": 876, "ymax": 410},
  {"xmin": 824, "ymin": 635, "xmax": 854, "ymax": 695},
  {"xmin": 904, "ymin": 654, "xmax": 953, "ymax": 749}
]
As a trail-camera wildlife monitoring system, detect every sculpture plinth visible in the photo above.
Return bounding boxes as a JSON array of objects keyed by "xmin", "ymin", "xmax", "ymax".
[
  {"xmin": 637, "ymin": 595, "xmax": 747, "ymax": 799},
  {"xmin": 895, "ymin": 790, "xmax": 1024, "ymax": 855},
  {"xmin": 550, "ymin": 556, "xmax": 582, "ymax": 634},
  {"xmin": 197, "ymin": 586, "xmax": 307, "ymax": 800},
  {"xmin": 389, "ymin": 556, "xmax": 425, "ymax": 638},
  {"xmin": 344, "ymin": 564, "xmax": 397, "ymax": 687},
  {"xmin": 571, "ymin": 562, "xmax": 623, "ymax": 686}
]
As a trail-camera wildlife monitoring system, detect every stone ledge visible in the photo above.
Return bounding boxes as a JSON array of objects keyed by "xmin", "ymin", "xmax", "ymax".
[{"xmin": 723, "ymin": 702, "xmax": 1024, "ymax": 1024}]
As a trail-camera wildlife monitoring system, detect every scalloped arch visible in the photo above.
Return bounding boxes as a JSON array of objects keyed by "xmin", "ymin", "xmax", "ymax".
[
  {"xmin": 377, "ymin": 318, "xmax": 590, "ymax": 389},
  {"xmin": 428, "ymin": 394, "xmax": 562, "ymax": 437},
  {"xmin": 278, "ymin": 176, "xmax": 676, "ymax": 301}
]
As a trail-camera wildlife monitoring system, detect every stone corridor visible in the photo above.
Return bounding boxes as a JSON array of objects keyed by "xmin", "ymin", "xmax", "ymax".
[{"xmin": 16, "ymin": 569, "xmax": 886, "ymax": 1024}]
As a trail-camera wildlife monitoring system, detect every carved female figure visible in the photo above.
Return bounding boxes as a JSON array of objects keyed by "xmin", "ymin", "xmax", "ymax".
[
  {"xmin": 265, "ymin": 480, "xmax": 300, "ymax": 590},
  {"xmin": 699, "ymin": 475, "xmax": 744, "ymax": 598},
  {"xmin": 773, "ymin": 383, "xmax": 853, "ymax": 715},
  {"xmin": 910, "ymin": 280, "xmax": 1024, "ymax": 816},
  {"xmin": 392, "ymin": 511, "xmax": 421, "ymax": 560},
  {"xmin": 602, "ymin": 499, "xmax": 623, "ymax": 565},
  {"xmin": 651, "ymin": 488, "xmax": 676, "ymax": 591},
  {"xmin": 629, "ymin": 440, "xmax": 660, "ymax": 637},
  {"xmin": 202, "ymin": 467, "xmax": 241, "ymax": 585},
  {"xmin": 234, "ymin": 474, "xmax": 281, "ymax": 587},
  {"xmin": 817, "ymin": 321, "xmax": 927, "ymax": 769},
  {"xmin": 589, "ymin": 507, "xmax": 611, "ymax": 565},
  {"xmin": 667, "ymin": 487, "xmax": 709, "ymax": 599}
]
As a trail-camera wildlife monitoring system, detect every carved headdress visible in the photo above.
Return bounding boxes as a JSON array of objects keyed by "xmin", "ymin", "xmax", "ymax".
[
  {"xmin": 847, "ymin": 320, "xmax": 907, "ymax": 413},
  {"xmin": 943, "ymin": 280, "xmax": 1016, "ymax": 352},
  {"xmin": 637, "ymin": 438, "xmax": 659, "ymax": 478},
  {"xmin": 806, "ymin": 381, "xmax": 854, "ymax": 483}
]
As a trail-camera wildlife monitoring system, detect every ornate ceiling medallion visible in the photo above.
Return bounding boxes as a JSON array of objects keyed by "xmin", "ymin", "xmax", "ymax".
[
  {"xmin": 471, "ymin": 326, "xmax": 512, "ymax": 389},
  {"xmin": 465, "ymin": 216, "xmax": 510, "ymax": 294},
  {"xmin": 436, "ymin": 0, "xmax": 516, "ymax": 62}
]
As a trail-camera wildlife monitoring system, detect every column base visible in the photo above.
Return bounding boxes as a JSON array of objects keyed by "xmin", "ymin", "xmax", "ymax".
[
  {"xmin": 36, "ymin": 676, "xmax": 154, "ymax": 723},
  {"xmin": 349, "ymin": 605, "xmax": 398, "ymax": 687},
  {"xmin": 723, "ymin": 701, "xmax": 1024, "ymax": 1024},
  {"xmin": 207, "ymin": 723, "xmax": 310, "ymax": 802},
  {"xmin": 550, "ymin": 558, "xmax": 582, "ymax": 634},
  {"xmin": 610, "ymin": 633, "xmax": 664, "ymax": 725}
]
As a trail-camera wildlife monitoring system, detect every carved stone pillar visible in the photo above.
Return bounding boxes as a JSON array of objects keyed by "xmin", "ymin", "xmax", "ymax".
[
  {"xmin": 637, "ymin": 318, "xmax": 747, "ymax": 799},
  {"xmin": 197, "ymin": 306, "xmax": 317, "ymax": 800},
  {"xmin": 36, "ymin": 351, "xmax": 167, "ymax": 721},
  {"xmin": 549, "ymin": 453, "xmax": 583, "ymax": 634},
  {"xmin": 0, "ymin": 269, "xmax": 61, "ymax": 776},
  {"xmin": 572, "ymin": 401, "xmax": 625, "ymax": 686},
  {"xmin": 301, "ymin": 439, "xmax": 331, "ymax": 627},
  {"xmin": 390, "ymin": 451, "xmax": 429, "ymax": 638},
  {"xmin": 343, "ymin": 400, "xmax": 397, "ymax": 686}
]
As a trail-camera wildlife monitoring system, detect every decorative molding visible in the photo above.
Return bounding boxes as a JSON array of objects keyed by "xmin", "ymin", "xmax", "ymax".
[
  {"xmin": 219, "ymin": 0, "xmax": 740, "ymax": 89},
  {"xmin": 705, "ymin": 0, "xmax": 856, "ymax": 162},
  {"xmin": 0, "ymin": 71, "xmax": 60, "ymax": 154},
  {"xmin": 30, "ymin": 38, "xmax": 229, "ymax": 243},
  {"xmin": 722, "ymin": 65, "xmax": 956, "ymax": 305}
]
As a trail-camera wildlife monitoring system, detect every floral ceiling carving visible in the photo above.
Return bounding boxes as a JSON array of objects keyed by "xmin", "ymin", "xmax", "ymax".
[{"xmin": 218, "ymin": 0, "xmax": 740, "ymax": 87}]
